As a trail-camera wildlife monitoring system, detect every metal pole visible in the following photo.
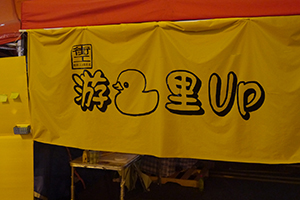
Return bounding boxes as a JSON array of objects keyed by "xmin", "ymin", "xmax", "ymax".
[
  {"xmin": 17, "ymin": 39, "xmax": 23, "ymax": 56},
  {"xmin": 120, "ymin": 169, "xmax": 125, "ymax": 200},
  {"xmin": 71, "ymin": 166, "xmax": 75, "ymax": 200}
]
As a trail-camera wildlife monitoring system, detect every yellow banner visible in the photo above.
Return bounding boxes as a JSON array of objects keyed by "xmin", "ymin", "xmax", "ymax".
[{"xmin": 28, "ymin": 16, "xmax": 300, "ymax": 163}]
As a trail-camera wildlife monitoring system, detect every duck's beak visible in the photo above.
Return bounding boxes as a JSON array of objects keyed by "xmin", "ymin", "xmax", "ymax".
[{"xmin": 112, "ymin": 81, "xmax": 123, "ymax": 91}]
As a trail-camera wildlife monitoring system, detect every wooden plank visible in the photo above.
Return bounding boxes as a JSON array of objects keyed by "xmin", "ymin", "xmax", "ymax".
[
  {"xmin": 160, "ymin": 177, "xmax": 199, "ymax": 188},
  {"xmin": 149, "ymin": 176, "xmax": 159, "ymax": 182},
  {"xmin": 181, "ymin": 168, "xmax": 196, "ymax": 180},
  {"xmin": 149, "ymin": 169, "xmax": 203, "ymax": 188},
  {"xmin": 168, "ymin": 171, "xmax": 182, "ymax": 178}
]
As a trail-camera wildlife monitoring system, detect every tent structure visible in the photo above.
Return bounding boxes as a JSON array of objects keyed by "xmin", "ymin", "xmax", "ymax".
[{"xmin": 1, "ymin": 1, "xmax": 300, "ymax": 199}]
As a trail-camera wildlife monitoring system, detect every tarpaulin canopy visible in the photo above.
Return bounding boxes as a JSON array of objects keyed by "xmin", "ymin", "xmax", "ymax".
[
  {"xmin": 0, "ymin": 0, "xmax": 23, "ymax": 45},
  {"xmin": 22, "ymin": 0, "xmax": 300, "ymax": 29},
  {"xmin": 28, "ymin": 16, "xmax": 300, "ymax": 163},
  {"xmin": 24, "ymin": 0, "xmax": 300, "ymax": 163}
]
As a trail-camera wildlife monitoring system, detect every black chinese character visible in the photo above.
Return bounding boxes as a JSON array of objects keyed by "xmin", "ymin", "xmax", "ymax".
[
  {"xmin": 166, "ymin": 70, "xmax": 204, "ymax": 115},
  {"xmin": 72, "ymin": 70, "xmax": 111, "ymax": 112}
]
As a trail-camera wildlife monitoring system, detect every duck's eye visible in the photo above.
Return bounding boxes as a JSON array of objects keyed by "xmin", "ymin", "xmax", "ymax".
[{"xmin": 124, "ymin": 82, "xmax": 129, "ymax": 88}]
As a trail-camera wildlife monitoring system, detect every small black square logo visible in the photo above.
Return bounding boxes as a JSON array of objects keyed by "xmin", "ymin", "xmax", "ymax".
[{"xmin": 71, "ymin": 44, "xmax": 92, "ymax": 69}]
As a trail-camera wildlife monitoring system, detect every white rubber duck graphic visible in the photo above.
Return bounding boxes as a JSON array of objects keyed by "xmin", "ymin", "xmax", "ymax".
[{"xmin": 113, "ymin": 69, "xmax": 159, "ymax": 116}]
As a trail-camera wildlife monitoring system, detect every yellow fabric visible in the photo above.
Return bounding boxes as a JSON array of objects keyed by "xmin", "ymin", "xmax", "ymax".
[
  {"xmin": 0, "ymin": 56, "xmax": 30, "ymax": 135},
  {"xmin": 0, "ymin": 57, "xmax": 32, "ymax": 199},
  {"xmin": 0, "ymin": 135, "xmax": 33, "ymax": 200},
  {"xmin": 28, "ymin": 16, "xmax": 300, "ymax": 163}
]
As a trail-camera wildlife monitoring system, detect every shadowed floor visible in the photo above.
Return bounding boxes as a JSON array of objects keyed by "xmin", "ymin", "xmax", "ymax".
[{"xmin": 76, "ymin": 175, "xmax": 300, "ymax": 200}]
